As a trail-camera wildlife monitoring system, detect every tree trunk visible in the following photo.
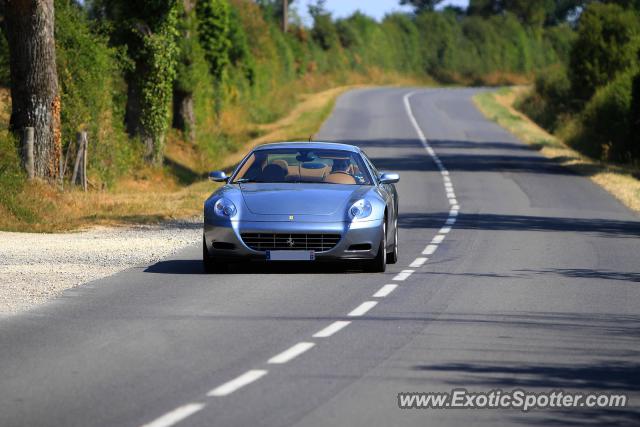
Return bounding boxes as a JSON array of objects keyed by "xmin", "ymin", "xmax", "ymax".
[
  {"xmin": 3, "ymin": 0, "xmax": 60, "ymax": 179},
  {"xmin": 282, "ymin": 0, "xmax": 288, "ymax": 33},
  {"xmin": 629, "ymin": 72, "xmax": 640, "ymax": 161},
  {"xmin": 125, "ymin": 64, "xmax": 159, "ymax": 164},
  {"xmin": 172, "ymin": 0, "xmax": 196, "ymax": 141},
  {"xmin": 125, "ymin": 73, "xmax": 143, "ymax": 138},
  {"xmin": 172, "ymin": 89, "xmax": 195, "ymax": 142}
]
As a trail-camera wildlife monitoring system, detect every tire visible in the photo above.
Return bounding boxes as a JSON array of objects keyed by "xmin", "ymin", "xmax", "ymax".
[
  {"xmin": 365, "ymin": 221, "xmax": 387, "ymax": 273},
  {"xmin": 203, "ymin": 237, "xmax": 227, "ymax": 273},
  {"xmin": 387, "ymin": 216, "xmax": 398, "ymax": 264}
]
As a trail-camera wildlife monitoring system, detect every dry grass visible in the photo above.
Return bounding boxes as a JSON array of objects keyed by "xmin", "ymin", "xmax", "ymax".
[
  {"xmin": 1, "ymin": 72, "xmax": 428, "ymax": 232},
  {"xmin": 0, "ymin": 178, "xmax": 211, "ymax": 232},
  {"xmin": 474, "ymin": 87, "xmax": 640, "ymax": 213},
  {"xmin": 218, "ymin": 85, "xmax": 353, "ymax": 170}
]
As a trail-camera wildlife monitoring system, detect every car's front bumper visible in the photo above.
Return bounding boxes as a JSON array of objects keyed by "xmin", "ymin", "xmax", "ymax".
[{"xmin": 204, "ymin": 218, "xmax": 384, "ymax": 261}]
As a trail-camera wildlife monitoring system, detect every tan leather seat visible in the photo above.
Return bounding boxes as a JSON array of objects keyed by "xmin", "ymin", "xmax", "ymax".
[
  {"xmin": 299, "ymin": 162, "xmax": 329, "ymax": 182},
  {"xmin": 286, "ymin": 165, "xmax": 300, "ymax": 181},
  {"xmin": 271, "ymin": 159, "xmax": 289, "ymax": 171},
  {"xmin": 325, "ymin": 172, "xmax": 356, "ymax": 184}
]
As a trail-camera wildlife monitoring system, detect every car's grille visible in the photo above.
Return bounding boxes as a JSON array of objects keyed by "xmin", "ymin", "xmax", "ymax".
[{"xmin": 240, "ymin": 233, "xmax": 341, "ymax": 252}]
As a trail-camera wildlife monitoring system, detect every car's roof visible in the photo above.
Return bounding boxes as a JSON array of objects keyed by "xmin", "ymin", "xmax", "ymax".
[{"xmin": 253, "ymin": 141, "xmax": 361, "ymax": 153}]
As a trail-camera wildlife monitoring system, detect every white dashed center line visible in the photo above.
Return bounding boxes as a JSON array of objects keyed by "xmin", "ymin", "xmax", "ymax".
[
  {"xmin": 373, "ymin": 284, "xmax": 398, "ymax": 298},
  {"xmin": 348, "ymin": 301, "xmax": 378, "ymax": 317},
  {"xmin": 143, "ymin": 91, "xmax": 466, "ymax": 427},
  {"xmin": 313, "ymin": 321, "xmax": 351, "ymax": 338},
  {"xmin": 422, "ymin": 244, "xmax": 438, "ymax": 255},
  {"xmin": 268, "ymin": 342, "xmax": 315, "ymax": 364},
  {"xmin": 141, "ymin": 403, "xmax": 206, "ymax": 427},
  {"xmin": 431, "ymin": 235, "xmax": 445, "ymax": 244},
  {"xmin": 393, "ymin": 270, "xmax": 415, "ymax": 281},
  {"xmin": 409, "ymin": 257, "xmax": 428, "ymax": 268},
  {"xmin": 208, "ymin": 370, "xmax": 268, "ymax": 397}
]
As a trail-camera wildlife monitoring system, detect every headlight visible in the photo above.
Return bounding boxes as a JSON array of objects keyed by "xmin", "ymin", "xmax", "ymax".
[
  {"xmin": 214, "ymin": 198, "xmax": 237, "ymax": 217},
  {"xmin": 348, "ymin": 199, "xmax": 372, "ymax": 220}
]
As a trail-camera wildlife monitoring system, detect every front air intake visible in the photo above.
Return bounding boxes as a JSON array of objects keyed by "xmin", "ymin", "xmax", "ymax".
[{"xmin": 240, "ymin": 233, "xmax": 340, "ymax": 252}]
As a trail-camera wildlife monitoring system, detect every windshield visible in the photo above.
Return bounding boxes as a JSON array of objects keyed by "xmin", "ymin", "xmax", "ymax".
[{"xmin": 231, "ymin": 148, "xmax": 373, "ymax": 185}]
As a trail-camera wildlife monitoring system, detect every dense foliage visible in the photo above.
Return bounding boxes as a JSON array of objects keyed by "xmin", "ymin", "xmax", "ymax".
[
  {"xmin": 520, "ymin": 1, "xmax": 640, "ymax": 164},
  {"xmin": 0, "ymin": 0, "xmax": 576, "ymax": 189}
]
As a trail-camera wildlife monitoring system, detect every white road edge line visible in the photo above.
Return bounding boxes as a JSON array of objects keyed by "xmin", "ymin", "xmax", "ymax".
[
  {"xmin": 268, "ymin": 342, "xmax": 315, "ymax": 364},
  {"xmin": 404, "ymin": 90, "xmax": 462, "ymax": 268},
  {"xmin": 373, "ymin": 284, "xmax": 398, "ymax": 298},
  {"xmin": 140, "ymin": 403, "xmax": 205, "ymax": 427},
  {"xmin": 207, "ymin": 370, "xmax": 268, "ymax": 397},
  {"xmin": 409, "ymin": 257, "xmax": 428, "ymax": 268},
  {"xmin": 348, "ymin": 301, "xmax": 378, "ymax": 317},
  {"xmin": 393, "ymin": 270, "xmax": 415, "ymax": 281},
  {"xmin": 313, "ymin": 321, "xmax": 351, "ymax": 338}
]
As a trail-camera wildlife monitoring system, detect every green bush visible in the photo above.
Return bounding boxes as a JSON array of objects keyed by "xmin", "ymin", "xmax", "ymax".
[
  {"xmin": 0, "ymin": 131, "xmax": 26, "ymax": 220},
  {"xmin": 55, "ymin": 0, "xmax": 134, "ymax": 187},
  {"xmin": 628, "ymin": 71, "xmax": 640, "ymax": 162},
  {"xmin": 569, "ymin": 3, "xmax": 640, "ymax": 103},
  {"xmin": 309, "ymin": 1, "xmax": 339, "ymax": 51},
  {"xmin": 0, "ymin": 32, "xmax": 10, "ymax": 87},
  {"xmin": 570, "ymin": 70, "xmax": 635, "ymax": 161},
  {"xmin": 518, "ymin": 65, "xmax": 572, "ymax": 131}
]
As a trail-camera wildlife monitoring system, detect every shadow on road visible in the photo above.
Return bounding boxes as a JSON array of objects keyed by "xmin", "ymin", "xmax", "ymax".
[
  {"xmin": 144, "ymin": 259, "xmax": 362, "ymax": 275},
  {"xmin": 336, "ymin": 138, "xmax": 589, "ymax": 176},
  {"xmin": 399, "ymin": 212, "xmax": 640, "ymax": 238},
  {"xmin": 521, "ymin": 268, "xmax": 640, "ymax": 283},
  {"xmin": 410, "ymin": 311, "xmax": 640, "ymax": 426}
]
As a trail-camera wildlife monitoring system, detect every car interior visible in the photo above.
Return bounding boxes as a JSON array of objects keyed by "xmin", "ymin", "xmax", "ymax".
[{"xmin": 233, "ymin": 149, "xmax": 371, "ymax": 185}]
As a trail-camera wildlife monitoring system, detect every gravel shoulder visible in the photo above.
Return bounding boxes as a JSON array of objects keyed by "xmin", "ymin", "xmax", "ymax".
[{"xmin": 0, "ymin": 220, "xmax": 201, "ymax": 315}]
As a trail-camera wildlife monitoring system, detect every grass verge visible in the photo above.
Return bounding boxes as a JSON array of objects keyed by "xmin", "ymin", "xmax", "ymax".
[
  {"xmin": 0, "ymin": 79, "xmax": 423, "ymax": 232},
  {"xmin": 474, "ymin": 87, "xmax": 640, "ymax": 213}
]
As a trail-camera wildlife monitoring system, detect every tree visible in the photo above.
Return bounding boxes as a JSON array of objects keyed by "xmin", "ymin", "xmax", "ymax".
[
  {"xmin": 3, "ymin": 0, "xmax": 61, "ymax": 179},
  {"xmin": 545, "ymin": 0, "xmax": 586, "ymax": 25},
  {"xmin": 400, "ymin": 0, "xmax": 444, "ymax": 13},
  {"xmin": 309, "ymin": 0, "xmax": 338, "ymax": 50},
  {"xmin": 569, "ymin": 2, "xmax": 640, "ymax": 102},
  {"xmin": 173, "ymin": 0, "xmax": 198, "ymax": 141},
  {"xmin": 629, "ymin": 63, "xmax": 640, "ymax": 160},
  {"xmin": 468, "ymin": 0, "xmax": 498, "ymax": 16},
  {"xmin": 196, "ymin": 0, "xmax": 231, "ymax": 115},
  {"xmin": 89, "ymin": 0, "xmax": 179, "ymax": 166},
  {"xmin": 255, "ymin": 0, "xmax": 296, "ymax": 30},
  {"xmin": 468, "ymin": 0, "xmax": 549, "ymax": 27},
  {"xmin": 505, "ymin": 0, "xmax": 548, "ymax": 27}
]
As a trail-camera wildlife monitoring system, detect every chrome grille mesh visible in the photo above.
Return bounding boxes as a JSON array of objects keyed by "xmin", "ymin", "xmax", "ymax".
[{"xmin": 240, "ymin": 233, "xmax": 340, "ymax": 252}]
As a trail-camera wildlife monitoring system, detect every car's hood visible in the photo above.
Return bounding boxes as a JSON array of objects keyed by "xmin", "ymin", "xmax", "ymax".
[{"xmin": 240, "ymin": 183, "xmax": 361, "ymax": 216}]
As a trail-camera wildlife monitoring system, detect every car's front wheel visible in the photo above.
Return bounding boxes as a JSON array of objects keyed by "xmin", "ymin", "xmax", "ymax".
[
  {"xmin": 365, "ymin": 221, "xmax": 387, "ymax": 273},
  {"xmin": 387, "ymin": 216, "xmax": 398, "ymax": 264},
  {"xmin": 203, "ymin": 237, "xmax": 227, "ymax": 273}
]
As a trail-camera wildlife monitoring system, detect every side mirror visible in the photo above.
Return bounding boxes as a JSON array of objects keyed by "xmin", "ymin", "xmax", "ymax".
[
  {"xmin": 379, "ymin": 172, "xmax": 400, "ymax": 184},
  {"xmin": 209, "ymin": 171, "xmax": 228, "ymax": 182}
]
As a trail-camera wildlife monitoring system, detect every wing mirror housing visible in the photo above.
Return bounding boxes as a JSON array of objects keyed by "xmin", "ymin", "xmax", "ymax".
[
  {"xmin": 209, "ymin": 171, "xmax": 229, "ymax": 182},
  {"xmin": 379, "ymin": 172, "xmax": 400, "ymax": 184}
]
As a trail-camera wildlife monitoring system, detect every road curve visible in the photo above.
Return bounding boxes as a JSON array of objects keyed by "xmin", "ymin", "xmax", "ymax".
[{"xmin": 1, "ymin": 88, "xmax": 639, "ymax": 427}]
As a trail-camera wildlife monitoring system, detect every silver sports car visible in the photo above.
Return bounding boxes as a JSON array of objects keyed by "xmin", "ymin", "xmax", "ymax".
[{"xmin": 203, "ymin": 142, "xmax": 399, "ymax": 273}]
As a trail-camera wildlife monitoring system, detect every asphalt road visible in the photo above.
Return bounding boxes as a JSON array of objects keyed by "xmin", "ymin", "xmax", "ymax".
[{"xmin": 1, "ymin": 88, "xmax": 639, "ymax": 427}]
